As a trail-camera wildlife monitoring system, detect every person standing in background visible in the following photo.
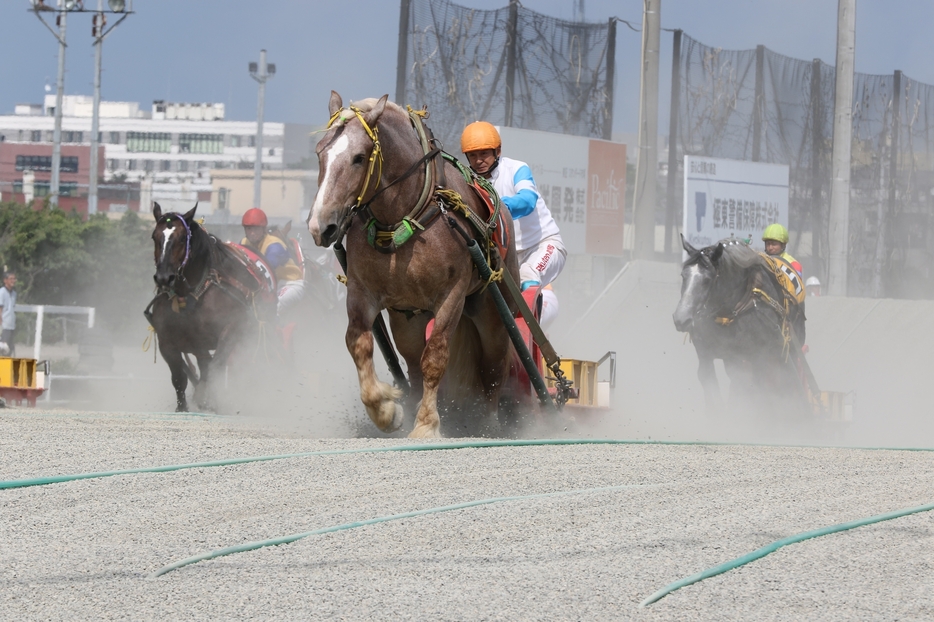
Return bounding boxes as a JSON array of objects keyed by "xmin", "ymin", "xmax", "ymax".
[{"xmin": 0, "ymin": 271, "xmax": 17, "ymax": 356}]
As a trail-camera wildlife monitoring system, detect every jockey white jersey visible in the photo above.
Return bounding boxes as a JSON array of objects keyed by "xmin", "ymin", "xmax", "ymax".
[{"xmin": 489, "ymin": 156, "xmax": 561, "ymax": 254}]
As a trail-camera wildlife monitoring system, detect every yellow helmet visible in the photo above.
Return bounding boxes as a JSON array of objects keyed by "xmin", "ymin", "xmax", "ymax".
[
  {"xmin": 762, "ymin": 223, "xmax": 789, "ymax": 244},
  {"xmin": 461, "ymin": 121, "xmax": 501, "ymax": 153}
]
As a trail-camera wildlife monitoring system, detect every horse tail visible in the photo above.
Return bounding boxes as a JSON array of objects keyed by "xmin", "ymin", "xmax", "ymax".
[{"xmin": 443, "ymin": 316, "xmax": 486, "ymax": 406}]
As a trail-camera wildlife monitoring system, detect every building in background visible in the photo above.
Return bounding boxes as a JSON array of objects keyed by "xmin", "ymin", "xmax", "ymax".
[{"xmin": 0, "ymin": 94, "xmax": 317, "ymax": 221}]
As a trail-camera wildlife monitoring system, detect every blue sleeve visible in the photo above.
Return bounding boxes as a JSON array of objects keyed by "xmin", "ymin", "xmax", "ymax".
[
  {"xmin": 501, "ymin": 165, "xmax": 538, "ymax": 218},
  {"xmin": 264, "ymin": 242, "xmax": 289, "ymax": 268}
]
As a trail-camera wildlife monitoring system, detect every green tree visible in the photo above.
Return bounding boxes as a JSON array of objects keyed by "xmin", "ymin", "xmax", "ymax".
[{"xmin": 0, "ymin": 202, "xmax": 155, "ymax": 339}]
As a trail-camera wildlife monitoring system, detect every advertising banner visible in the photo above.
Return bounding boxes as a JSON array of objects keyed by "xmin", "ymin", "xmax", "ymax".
[
  {"xmin": 682, "ymin": 155, "xmax": 789, "ymax": 252},
  {"xmin": 497, "ymin": 127, "xmax": 626, "ymax": 255}
]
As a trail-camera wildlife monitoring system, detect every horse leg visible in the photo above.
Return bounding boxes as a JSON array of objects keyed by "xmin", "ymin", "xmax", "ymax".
[
  {"xmin": 347, "ymin": 291, "xmax": 403, "ymax": 433},
  {"xmin": 409, "ymin": 288, "xmax": 468, "ymax": 439},
  {"xmin": 159, "ymin": 344, "xmax": 189, "ymax": 412},
  {"xmin": 466, "ymin": 294, "xmax": 513, "ymax": 432},
  {"xmin": 192, "ymin": 350, "xmax": 215, "ymax": 411},
  {"xmin": 387, "ymin": 311, "xmax": 428, "ymax": 427},
  {"xmin": 697, "ymin": 354, "xmax": 723, "ymax": 415}
]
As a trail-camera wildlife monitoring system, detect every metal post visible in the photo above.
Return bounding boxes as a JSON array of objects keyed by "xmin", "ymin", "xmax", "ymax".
[
  {"xmin": 394, "ymin": 0, "xmax": 411, "ymax": 104},
  {"xmin": 828, "ymin": 0, "xmax": 856, "ymax": 296},
  {"xmin": 51, "ymin": 11, "xmax": 67, "ymax": 208},
  {"xmin": 809, "ymin": 58, "xmax": 824, "ymax": 280},
  {"xmin": 664, "ymin": 29, "xmax": 682, "ymax": 255},
  {"xmin": 602, "ymin": 18, "xmax": 617, "ymax": 141},
  {"xmin": 504, "ymin": 0, "xmax": 519, "ymax": 127},
  {"xmin": 33, "ymin": 306, "xmax": 44, "ymax": 361},
  {"xmin": 250, "ymin": 49, "xmax": 271, "ymax": 209},
  {"xmin": 881, "ymin": 69, "xmax": 902, "ymax": 295},
  {"xmin": 89, "ymin": 0, "xmax": 103, "ymax": 216},
  {"xmin": 633, "ymin": 0, "xmax": 660, "ymax": 260},
  {"xmin": 752, "ymin": 44, "xmax": 764, "ymax": 162}
]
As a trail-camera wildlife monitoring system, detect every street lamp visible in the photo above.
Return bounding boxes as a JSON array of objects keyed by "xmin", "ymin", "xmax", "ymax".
[
  {"xmin": 28, "ymin": 0, "xmax": 133, "ymax": 213},
  {"xmin": 249, "ymin": 50, "xmax": 275, "ymax": 209}
]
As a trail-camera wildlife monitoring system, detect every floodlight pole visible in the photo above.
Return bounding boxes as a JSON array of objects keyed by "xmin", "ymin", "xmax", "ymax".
[
  {"xmin": 827, "ymin": 0, "xmax": 856, "ymax": 296},
  {"xmin": 250, "ymin": 50, "xmax": 273, "ymax": 210}
]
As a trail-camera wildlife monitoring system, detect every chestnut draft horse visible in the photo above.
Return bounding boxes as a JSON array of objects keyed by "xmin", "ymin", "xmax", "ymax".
[
  {"xmin": 147, "ymin": 203, "xmax": 278, "ymax": 411},
  {"xmin": 307, "ymin": 92, "xmax": 520, "ymax": 438}
]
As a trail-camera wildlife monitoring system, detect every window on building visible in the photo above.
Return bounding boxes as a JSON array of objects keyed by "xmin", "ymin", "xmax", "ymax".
[
  {"xmin": 109, "ymin": 132, "xmax": 120, "ymax": 144},
  {"xmin": 15, "ymin": 155, "xmax": 79, "ymax": 173},
  {"xmin": 143, "ymin": 160, "xmax": 154, "ymax": 172},
  {"xmin": 178, "ymin": 160, "xmax": 189, "ymax": 172},
  {"xmin": 218, "ymin": 187, "xmax": 230, "ymax": 211},
  {"xmin": 127, "ymin": 159, "xmax": 137, "ymax": 171},
  {"xmin": 126, "ymin": 132, "xmax": 171, "ymax": 153},
  {"xmin": 107, "ymin": 159, "xmax": 119, "ymax": 171},
  {"xmin": 30, "ymin": 130, "xmax": 42, "ymax": 142},
  {"xmin": 160, "ymin": 160, "xmax": 172, "ymax": 172},
  {"xmin": 59, "ymin": 182, "xmax": 79, "ymax": 197},
  {"xmin": 63, "ymin": 131, "xmax": 83, "ymax": 143},
  {"xmin": 248, "ymin": 135, "xmax": 256, "ymax": 147},
  {"xmin": 230, "ymin": 136, "xmax": 241, "ymax": 148},
  {"xmin": 178, "ymin": 133, "xmax": 223, "ymax": 154}
]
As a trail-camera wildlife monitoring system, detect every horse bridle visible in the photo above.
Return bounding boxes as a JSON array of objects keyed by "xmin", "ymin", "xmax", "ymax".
[{"xmin": 157, "ymin": 213, "xmax": 193, "ymax": 282}]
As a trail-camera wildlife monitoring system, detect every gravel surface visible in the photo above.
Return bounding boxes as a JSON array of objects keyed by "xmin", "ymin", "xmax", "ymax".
[{"xmin": 2, "ymin": 409, "xmax": 933, "ymax": 621}]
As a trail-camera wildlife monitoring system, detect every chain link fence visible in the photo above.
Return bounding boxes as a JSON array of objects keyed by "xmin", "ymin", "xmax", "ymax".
[
  {"xmin": 671, "ymin": 33, "xmax": 934, "ymax": 298},
  {"xmin": 397, "ymin": 0, "xmax": 617, "ymax": 151}
]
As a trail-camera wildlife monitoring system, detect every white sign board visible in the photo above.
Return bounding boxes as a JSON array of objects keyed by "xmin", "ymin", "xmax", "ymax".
[
  {"xmin": 683, "ymin": 155, "xmax": 789, "ymax": 251},
  {"xmin": 497, "ymin": 126, "xmax": 626, "ymax": 256}
]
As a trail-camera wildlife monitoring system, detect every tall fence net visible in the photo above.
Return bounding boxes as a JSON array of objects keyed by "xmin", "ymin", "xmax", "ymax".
[
  {"xmin": 674, "ymin": 33, "xmax": 934, "ymax": 298},
  {"xmin": 398, "ymin": 0, "xmax": 617, "ymax": 151}
]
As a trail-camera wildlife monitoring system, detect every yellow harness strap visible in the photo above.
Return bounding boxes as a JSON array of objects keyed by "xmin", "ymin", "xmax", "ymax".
[{"xmin": 327, "ymin": 105, "xmax": 383, "ymax": 209}]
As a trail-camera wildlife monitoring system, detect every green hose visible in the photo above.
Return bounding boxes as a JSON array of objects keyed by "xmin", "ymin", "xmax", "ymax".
[
  {"xmin": 4, "ymin": 437, "xmax": 934, "ymax": 491},
  {"xmin": 0, "ymin": 439, "xmax": 679, "ymax": 490},
  {"xmin": 641, "ymin": 500, "xmax": 934, "ymax": 606},
  {"xmin": 151, "ymin": 482, "xmax": 669, "ymax": 578}
]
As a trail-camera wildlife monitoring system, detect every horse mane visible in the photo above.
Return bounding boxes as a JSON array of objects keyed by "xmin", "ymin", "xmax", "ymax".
[
  {"xmin": 716, "ymin": 237, "xmax": 764, "ymax": 271},
  {"xmin": 351, "ymin": 97, "xmax": 406, "ymax": 116}
]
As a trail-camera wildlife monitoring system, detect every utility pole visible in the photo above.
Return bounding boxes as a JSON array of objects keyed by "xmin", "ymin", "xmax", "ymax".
[
  {"xmin": 89, "ymin": 5, "xmax": 102, "ymax": 215},
  {"xmin": 633, "ymin": 0, "xmax": 660, "ymax": 260},
  {"xmin": 88, "ymin": 1, "xmax": 132, "ymax": 215},
  {"xmin": 51, "ymin": 10, "xmax": 67, "ymax": 208},
  {"xmin": 827, "ymin": 0, "xmax": 856, "ymax": 296},
  {"xmin": 31, "ymin": 0, "xmax": 132, "ymax": 213},
  {"xmin": 249, "ymin": 50, "xmax": 275, "ymax": 209}
]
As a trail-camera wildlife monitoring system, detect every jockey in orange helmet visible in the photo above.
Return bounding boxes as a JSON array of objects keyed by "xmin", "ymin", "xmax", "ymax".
[
  {"xmin": 461, "ymin": 121, "xmax": 566, "ymax": 329},
  {"xmin": 241, "ymin": 207, "xmax": 305, "ymax": 316}
]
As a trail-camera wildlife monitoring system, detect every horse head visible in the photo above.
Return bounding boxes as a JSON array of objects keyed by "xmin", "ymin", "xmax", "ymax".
[
  {"xmin": 673, "ymin": 234, "xmax": 723, "ymax": 332},
  {"xmin": 152, "ymin": 202, "xmax": 199, "ymax": 290},
  {"xmin": 307, "ymin": 91, "xmax": 389, "ymax": 248}
]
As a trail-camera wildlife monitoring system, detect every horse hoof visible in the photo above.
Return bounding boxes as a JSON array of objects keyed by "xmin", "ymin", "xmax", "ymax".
[
  {"xmin": 176, "ymin": 404, "xmax": 188, "ymax": 413},
  {"xmin": 408, "ymin": 422, "xmax": 441, "ymax": 439},
  {"xmin": 389, "ymin": 403, "xmax": 404, "ymax": 432}
]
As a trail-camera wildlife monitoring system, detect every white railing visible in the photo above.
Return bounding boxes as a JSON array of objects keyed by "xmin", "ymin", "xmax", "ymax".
[{"xmin": 14, "ymin": 304, "xmax": 95, "ymax": 361}]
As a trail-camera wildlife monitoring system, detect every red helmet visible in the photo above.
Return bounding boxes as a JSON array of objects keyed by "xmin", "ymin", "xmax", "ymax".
[{"xmin": 242, "ymin": 207, "xmax": 267, "ymax": 227}]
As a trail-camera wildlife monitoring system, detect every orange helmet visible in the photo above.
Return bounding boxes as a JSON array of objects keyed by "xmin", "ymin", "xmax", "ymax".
[
  {"xmin": 461, "ymin": 121, "xmax": 501, "ymax": 153},
  {"xmin": 242, "ymin": 207, "xmax": 267, "ymax": 227}
]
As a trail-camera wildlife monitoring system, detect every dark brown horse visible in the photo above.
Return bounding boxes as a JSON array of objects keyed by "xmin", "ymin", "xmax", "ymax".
[
  {"xmin": 307, "ymin": 92, "xmax": 520, "ymax": 438},
  {"xmin": 673, "ymin": 236, "xmax": 809, "ymax": 416},
  {"xmin": 148, "ymin": 203, "xmax": 277, "ymax": 411}
]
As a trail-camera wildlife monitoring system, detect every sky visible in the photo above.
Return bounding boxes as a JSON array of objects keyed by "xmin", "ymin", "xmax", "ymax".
[{"xmin": 1, "ymin": 0, "xmax": 933, "ymax": 136}]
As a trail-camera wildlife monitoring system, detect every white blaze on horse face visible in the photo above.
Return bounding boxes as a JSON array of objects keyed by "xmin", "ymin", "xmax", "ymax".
[
  {"xmin": 309, "ymin": 133, "xmax": 350, "ymax": 236},
  {"xmin": 161, "ymin": 225, "xmax": 176, "ymax": 263}
]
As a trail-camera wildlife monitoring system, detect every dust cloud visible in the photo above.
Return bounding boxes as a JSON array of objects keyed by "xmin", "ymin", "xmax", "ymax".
[{"xmin": 31, "ymin": 254, "xmax": 934, "ymax": 449}]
